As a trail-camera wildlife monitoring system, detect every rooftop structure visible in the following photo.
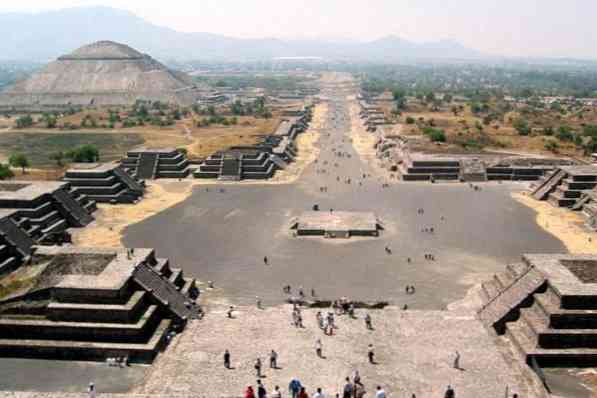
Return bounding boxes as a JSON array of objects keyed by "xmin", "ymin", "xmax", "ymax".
[{"xmin": 121, "ymin": 148, "xmax": 194, "ymax": 180}]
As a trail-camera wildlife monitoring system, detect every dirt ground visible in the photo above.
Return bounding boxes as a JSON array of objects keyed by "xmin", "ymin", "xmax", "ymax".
[
  {"xmin": 71, "ymin": 181, "xmax": 194, "ymax": 248},
  {"xmin": 513, "ymin": 192, "xmax": 597, "ymax": 254}
]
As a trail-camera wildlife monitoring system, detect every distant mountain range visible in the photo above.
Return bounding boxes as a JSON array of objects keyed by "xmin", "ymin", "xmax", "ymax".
[{"xmin": 0, "ymin": 6, "xmax": 482, "ymax": 62}]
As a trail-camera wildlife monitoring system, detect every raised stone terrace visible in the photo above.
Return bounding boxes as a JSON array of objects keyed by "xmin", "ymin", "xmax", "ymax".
[
  {"xmin": 195, "ymin": 112, "xmax": 312, "ymax": 181},
  {"xmin": 121, "ymin": 148, "xmax": 194, "ymax": 180},
  {"xmin": 530, "ymin": 165, "xmax": 597, "ymax": 229},
  {"xmin": 0, "ymin": 181, "xmax": 95, "ymax": 248},
  {"xmin": 0, "ymin": 246, "xmax": 199, "ymax": 363},
  {"xmin": 479, "ymin": 253, "xmax": 597, "ymax": 368},
  {"xmin": 290, "ymin": 211, "xmax": 382, "ymax": 238},
  {"xmin": 63, "ymin": 163, "xmax": 144, "ymax": 204}
]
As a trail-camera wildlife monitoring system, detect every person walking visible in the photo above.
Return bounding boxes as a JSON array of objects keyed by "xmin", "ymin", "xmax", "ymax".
[
  {"xmin": 444, "ymin": 385, "xmax": 455, "ymax": 398},
  {"xmin": 245, "ymin": 386, "xmax": 256, "ymax": 398},
  {"xmin": 254, "ymin": 358, "xmax": 262, "ymax": 377},
  {"xmin": 365, "ymin": 313, "xmax": 372, "ymax": 330},
  {"xmin": 271, "ymin": 385, "xmax": 282, "ymax": 398},
  {"xmin": 270, "ymin": 350, "xmax": 278, "ymax": 369},
  {"xmin": 223, "ymin": 349, "xmax": 231, "ymax": 369},
  {"xmin": 368, "ymin": 344, "xmax": 375, "ymax": 364},
  {"xmin": 313, "ymin": 387, "xmax": 325, "ymax": 398},
  {"xmin": 316, "ymin": 339, "xmax": 323, "ymax": 358},
  {"xmin": 289, "ymin": 379, "xmax": 302, "ymax": 398},
  {"xmin": 375, "ymin": 386, "xmax": 386, "ymax": 398},
  {"xmin": 298, "ymin": 387, "xmax": 309, "ymax": 398},
  {"xmin": 227, "ymin": 306, "xmax": 234, "ymax": 318},
  {"xmin": 257, "ymin": 379, "xmax": 267, "ymax": 398},
  {"xmin": 453, "ymin": 351, "xmax": 461, "ymax": 370},
  {"xmin": 342, "ymin": 377, "xmax": 354, "ymax": 398},
  {"xmin": 88, "ymin": 383, "xmax": 96, "ymax": 398}
]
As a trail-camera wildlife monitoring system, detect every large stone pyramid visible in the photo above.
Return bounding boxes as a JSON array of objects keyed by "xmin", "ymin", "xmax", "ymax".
[{"xmin": 0, "ymin": 41, "xmax": 201, "ymax": 109}]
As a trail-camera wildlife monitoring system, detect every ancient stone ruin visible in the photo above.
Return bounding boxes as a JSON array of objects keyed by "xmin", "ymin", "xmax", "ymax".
[
  {"xmin": 0, "ymin": 181, "xmax": 96, "ymax": 276},
  {"xmin": 479, "ymin": 254, "xmax": 597, "ymax": 367},
  {"xmin": 63, "ymin": 163, "xmax": 145, "ymax": 204},
  {"xmin": 0, "ymin": 41, "xmax": 203, "ymax": 110},
  {"xmin": 195, "ymin": 110, "xmax": 312, "ymax": 181},
  {"xmin": 290, "ymin": 211, "xmax": 382, "ymax": 238},
  {"xmin": 0, "ymin": 246, "xmax": 198, "ymax": 363},
  {"xmin": 121, "ymin": 148, "xmax": 194, "ymax": 180}
]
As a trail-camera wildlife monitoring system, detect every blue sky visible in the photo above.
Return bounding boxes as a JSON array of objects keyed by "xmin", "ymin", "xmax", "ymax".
[{"xmin": 0, "ymin": 0, "xmax": 595, "ymax": 58}]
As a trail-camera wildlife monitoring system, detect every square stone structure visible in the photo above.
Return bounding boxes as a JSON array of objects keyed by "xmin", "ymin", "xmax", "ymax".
[
  {"xmin": 479, "ymin": 253, "xmax": 597, "ymax": 368},
  {"xmin": 0, "ymin": 246, "xmax": 199, "ymax": 363},
  {"xmin": 291, "ymin": 211, "xmax": 380, "ymax": 238}
]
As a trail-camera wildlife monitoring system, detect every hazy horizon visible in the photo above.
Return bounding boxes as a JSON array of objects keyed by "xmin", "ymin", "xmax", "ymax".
[{"xmin": 0, "ymin": 0, "xmax": 595, "ymax": 59}]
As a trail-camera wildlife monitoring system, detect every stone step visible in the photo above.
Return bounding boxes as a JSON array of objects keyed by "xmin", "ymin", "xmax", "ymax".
[
  {"xmin": 168, "ymin": 268, "xmax": 184, "ymax": 287},
  {"xmin": 47, "ymin": 291, "xmax": 149, "ymax": 323},
  {"xmin": 481, "ymin": 279, "xmax": 501, "ymax": 301},
  {"xmin": 0, "ymin": 256, "xmax": 18, "ymax": 277},
  {"xmin": 180, "ymin": 278, "xmax": 198, "ymax": 299},
  {"xmin": 0, "ymin": 318, "xmax": 172, "ymax": 363},
  {"xmin": 40, "ymin": 218, "xmax": 67, "ymax": 236},
  {"xmin": 153, "ymin": 258, "xmax": 171, "ymax": 275},
  {"xmin": 28, "ymin": 210, "xmax": 61, "ymax": 226},
  {"xmin": 0, "ymin": 304, "xmax": 161, "ymax": 343},
  {"xmin": 494, "ymin": 271, "xmax": 515, "ymax": 290},
  {"xmin": 506, "ymin": 262, "xmax": 530, "ymax": 278},
  {"xmin": 535, "ymin": 291, "xmax": 597, "ymax": 329}
]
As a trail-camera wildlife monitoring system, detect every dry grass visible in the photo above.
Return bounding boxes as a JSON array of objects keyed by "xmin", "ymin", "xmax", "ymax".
[{"xmin": 185, "ymin": 117, "xmax": 280, "ymax": 159}]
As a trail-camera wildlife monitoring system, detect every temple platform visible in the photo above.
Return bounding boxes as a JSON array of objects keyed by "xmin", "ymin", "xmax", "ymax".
[{"xmin": 291, "ymin": 211, "xmax": 381, "ymax": 238}]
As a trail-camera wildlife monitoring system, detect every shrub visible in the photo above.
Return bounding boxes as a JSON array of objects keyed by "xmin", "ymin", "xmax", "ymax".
[{"xmin": 405, "ymin": 116, "xmax": 415, "ymax": 124}]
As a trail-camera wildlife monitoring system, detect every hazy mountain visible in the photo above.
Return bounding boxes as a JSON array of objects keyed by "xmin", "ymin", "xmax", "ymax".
[{"xmin": 0, "ymin": 6, "xmax": 482, "ymax": 62}]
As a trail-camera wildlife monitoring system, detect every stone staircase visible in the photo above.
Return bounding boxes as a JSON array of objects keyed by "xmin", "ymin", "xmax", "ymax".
[
  {"xmin": 219, "ymin": 156, "xmax": 241, "ymax": 181},
  {"xmin": 52, "ymin": 189, "xmax": 94, "ymax": 227},
  {"xmin": 478, "ymin": 262, "xmax": 547, "ymax": 333},
  {"xmin": 136, "ymin": 153, "xmax": 158, "ymax": 180},
  {"xmin": 132, "ymin": 263, "xmax": 197, "ymax": 321},
  {"xmin": 531, "ymin": 169, "xmax": 567, "ymax": 200}
]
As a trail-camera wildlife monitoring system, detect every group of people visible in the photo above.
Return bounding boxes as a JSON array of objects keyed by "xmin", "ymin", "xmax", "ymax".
[
  {"xmin": 404, "ymin": 285, "xmax": 416, "ymax": 295},
  {"xmin": 315, "ymin": 311, "xmax": 337, "ymax": 335}
]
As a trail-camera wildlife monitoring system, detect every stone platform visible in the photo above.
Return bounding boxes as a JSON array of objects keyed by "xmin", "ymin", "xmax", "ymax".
[
  {"xmin": 291, "ymin": 211, "xmax": 381, "ymax": 238},
  {"xmin": 0, "ymin": 246, "xmax": 199, "ymax": 363},
  {"xmin": 479, "ymin": 253, "xmax": 597, "ymax": 368}
]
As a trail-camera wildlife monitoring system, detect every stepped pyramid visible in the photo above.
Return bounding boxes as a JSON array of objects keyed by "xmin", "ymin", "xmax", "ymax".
[{"xmin": 0, "ymin": 41, "xmax": 202, "ymax": 109}]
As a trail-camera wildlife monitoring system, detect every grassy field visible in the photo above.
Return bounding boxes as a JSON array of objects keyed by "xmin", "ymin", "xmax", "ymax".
[{"xmin": 0, "ymin": 132, "xmax": 145, "ymax": 167}]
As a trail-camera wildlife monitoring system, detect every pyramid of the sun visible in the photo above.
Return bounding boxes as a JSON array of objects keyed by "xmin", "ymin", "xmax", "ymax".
[{"xmin": 0, "ymin": 41, "xmax": 201, "ymax": 110}]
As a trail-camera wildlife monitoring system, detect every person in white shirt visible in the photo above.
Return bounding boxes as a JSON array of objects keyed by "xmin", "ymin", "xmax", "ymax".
[
  {"xmin": 271, "ymin": 385, "xmax": 282, "ymax": 398},
  {"xmin": 313, "ymin": 387, "xmax": 325, "ymax": 398},
  {"xmin": 375, "ymin": 386, "xmax": 386, "ymax": 398},
  {"xmin": 88, "ymin": 383, "xmax": 96, "ymax": 398}
]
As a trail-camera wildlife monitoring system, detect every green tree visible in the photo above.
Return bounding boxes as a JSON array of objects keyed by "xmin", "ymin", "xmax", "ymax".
[
  {"xmin": 49, "ymin": 151, "xmax": 65, "ymax": 167},
  {"xmin": 15, "ymin": 115, "xmax": 33, "ymax": 129},
  {"xmin": 0, "ymin": 163, "xmax": 14, "ymax": 180},
  {"xmin": 66, "ymin": 145, "xmax": 100, "ymax": 163},
  {"xmin": 513, "ymin": 118, "xmax": 531, "ymax": 136},
  {"xmin": 9, "ymin": 153, "xmax": 29, "ymax": 173}
]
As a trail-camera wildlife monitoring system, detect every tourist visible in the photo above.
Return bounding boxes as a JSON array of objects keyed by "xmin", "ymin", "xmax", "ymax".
[
  {"xmin": 342, "ymin": 377, "xmax": 354, "ymax": 398},
  {"xmin": 453, "ymin": 351, "xmax": 461, "ymax": 370},
  {"xmin": 88, "ymin": 383, "xmax": 96, "ymax": 398},
  {"xmin": 264, "ymin": 256, "xmax": 268, "ymax": 265},
  {"xmin": 298, "ymin": 387, "xmax": 309, "ymax": 398},
  {"xmin": 316, "ymin": 339, "xmax": 323, "ymax": 357},
  {"xmin": 375, "ymin": 386, "xmax": 386, "ymax": 398},
  {"xmin": 270, "ymin": 349, "xmax": 278, "ymax": 368},
  {"xmin": 353, "ymin": 370, "xmax": 362, "ymax": 387},
  {"xmin": 227, "ymin": 306, "xmax": 234, "ymax": 318},
  {"xmin": 256, "ymin": 296, "xmax": 262, "ymax": 309},
  {"xmin": 365, "ymin": 313, "xmax": 372, "ymax": 330},
  {"xmin": 271, "ymin": 385, "xmax": 282, "ymax": 398},
  {"xmin": 257, "ymin": 379, "xmax": 267, "ymax": 398},
  {"xmin": 224, "ymin": 349, "xmax": 231, "ymax": 369},
  {"xmin": 444, "ymin": 385, "xmax": 455, "ymax": 398},
  {"xmin": 368, "ymin": 344, "xmax": 375, "ymax": 363},
  {"xmin": 311, "ymin": 288, "xmax": 316, "ymax": 297},
  {"xmin": 254, "ymin": 358, "xmax": 262, "ymax": 377},
  {"xmin": 299, "ymin": 286, "xmax": 305, "ymax": 299},
  {"xmin": 348, "ymin": 303, "xmax": 355, "ymax": 318},
  {"xmin": 316, "ymin": 311, "xmax": 324, "ymax": 328},
  {"xmin": 245, "ymin": 386, "xmax": 256, "ymax": 398},
  {"xmin": 313, "ymin": 387, "xmax": 325, "ymax": 398},
  {"xmin": 289, "ymin": 378, "xmax": 303, "ymax": 398}
]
